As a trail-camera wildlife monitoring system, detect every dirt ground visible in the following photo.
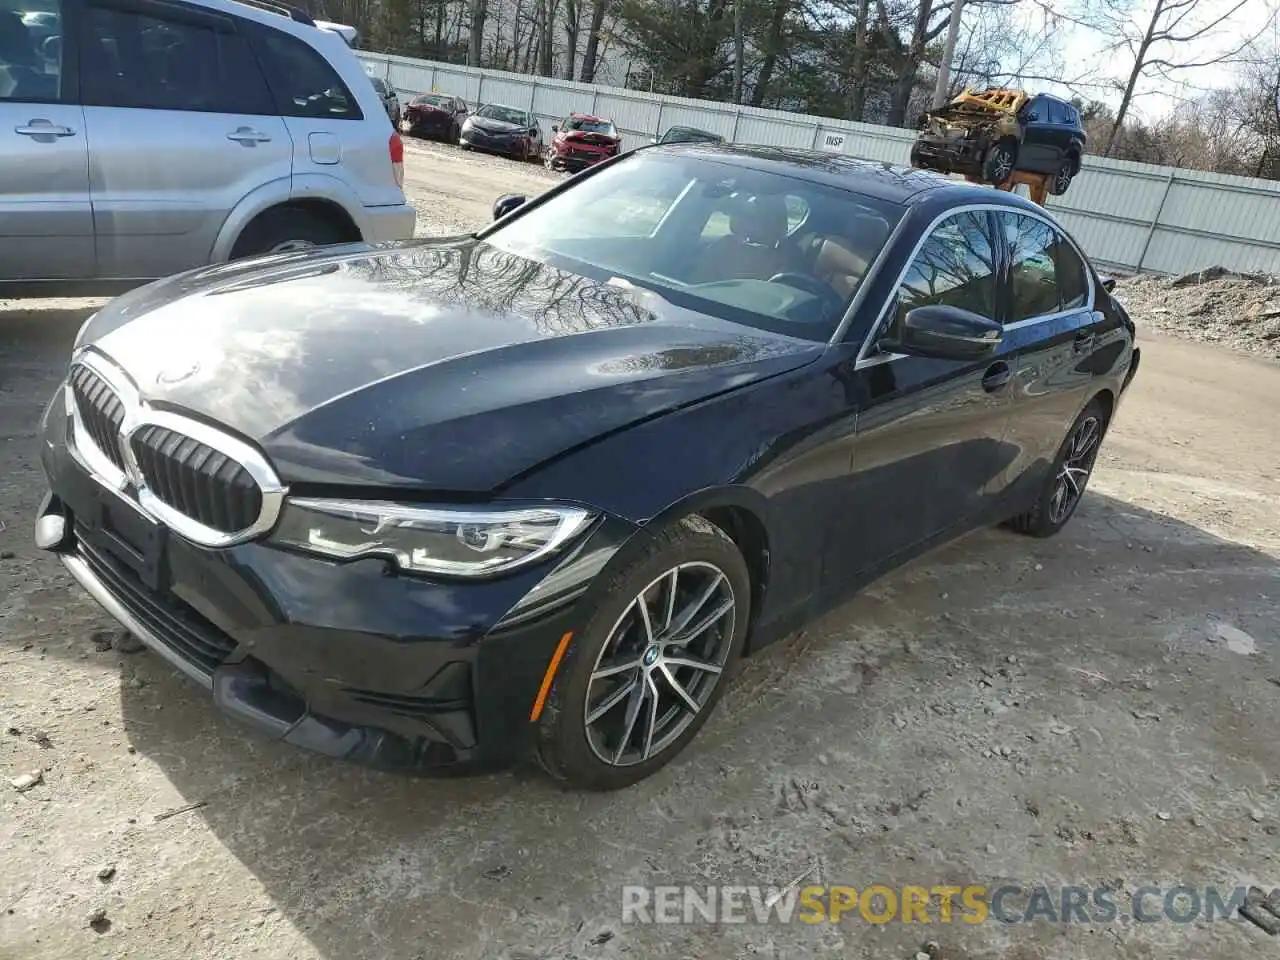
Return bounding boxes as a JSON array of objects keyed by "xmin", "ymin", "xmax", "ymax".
[{"xmin": 1, "ymin": 140, "xmax": 1278, "ymax": 960}]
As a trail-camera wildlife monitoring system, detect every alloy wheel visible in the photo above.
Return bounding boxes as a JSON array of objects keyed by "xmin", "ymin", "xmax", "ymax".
[
  {"xmin": 992, "ymin": 147, "xmax": 1014, "ymax": 182},
  {"xmin": 583, "ymin": 562, "xmax": 737, "ymax": 767},
  {"xmin": 1048, "ymin": 415, "xmax": 1100, "ymax": 524}
]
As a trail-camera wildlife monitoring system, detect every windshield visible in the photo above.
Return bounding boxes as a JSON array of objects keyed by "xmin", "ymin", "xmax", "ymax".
[
  {"xmin": 662, "ymin": 127, "xmax": 722, "ymax": 144},
  {"xmin": 413, "ymin": 94, "xmax": 450, "ymax": 107},
  {"xmin": 565, "ymin": 117, "xmax": 617, "ymax": 136},
  {"xmin": 476, "ymin": 105, "xmax": 528, "ymax": 125},
  {"xmin": 485, "ymin": 152, "xmax": 903, "ymax": 341}
]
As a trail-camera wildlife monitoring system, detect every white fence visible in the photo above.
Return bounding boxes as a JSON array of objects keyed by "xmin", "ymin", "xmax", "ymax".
[{"xmin": 359, "ymin": 52, "xmax": 1280, "ymax": 278}]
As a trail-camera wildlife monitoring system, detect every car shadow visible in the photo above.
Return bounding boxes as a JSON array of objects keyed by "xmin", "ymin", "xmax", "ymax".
[{"xmin": 115, "ymin": 491, "xmax": 1279, "ymax": 959}]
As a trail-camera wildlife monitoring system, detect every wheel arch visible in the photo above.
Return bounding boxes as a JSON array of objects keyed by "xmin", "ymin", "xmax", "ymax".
[
  {"xmin": 1090, "ymin": 387, "xmax": 1116, "ymax": 428},
  {"xmin": 213, "ymin": 183, "xmax": 364, "ymax": 262},
  {"xmin": 644, "ymin": 487, "xmax": 774, "ymax": 653}
]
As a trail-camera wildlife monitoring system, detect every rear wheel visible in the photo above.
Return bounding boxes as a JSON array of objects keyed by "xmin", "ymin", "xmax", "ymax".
[
  {"xmin": 534, "ymin": 515, "xmax": 750, "ymax": 790},
  {"xmin": 1049, "ymin": 157, "xmax": 1076, "ymax": 196},
  {"xmin": 229, "ymin": 207, "xmax": 348, "ymax": 260},
  {"xmin": 1008, "ymin": 398, "xmax": 1107, "ymax": 538},
  {"xmin": 982, "ymin": 139, "xmax": 1017, "ymax": 185}
]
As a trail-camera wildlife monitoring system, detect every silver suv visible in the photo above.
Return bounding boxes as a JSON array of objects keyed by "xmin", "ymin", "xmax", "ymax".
[{"xmin": 0, "ymin": 0, "xmax": 415, "ymax": 295}]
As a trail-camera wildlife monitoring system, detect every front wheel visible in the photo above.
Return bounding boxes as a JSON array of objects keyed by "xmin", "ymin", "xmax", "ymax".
[
  {"xmin": 1007, "ymin": 398, "xmax": 1108, "ymax": 538},
  {"xmin": 982, "ymin": 140, "xmax": 1017, "ymax": 185},
  {"xmin": 534, "ymin": 515, "xmax": 751, "ymax": 790}
]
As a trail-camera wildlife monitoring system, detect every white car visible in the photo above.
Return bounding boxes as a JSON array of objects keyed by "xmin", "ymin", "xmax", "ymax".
[{"xmin": 0, "ymin": 0, "xmax": 415, "ymax": 295}]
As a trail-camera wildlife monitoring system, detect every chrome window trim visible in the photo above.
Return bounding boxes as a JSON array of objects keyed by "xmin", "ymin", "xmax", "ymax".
[
  {"xmin": 827, "ymin": 202, "xmax": 917, "ymax": 346},
  {"xmin": 850, "ymin": 201, "xmax": 1095, "ymax": 370},
  {"xmin": 65, "ymin": 349, "xmax": 288, "ymax": 548}
]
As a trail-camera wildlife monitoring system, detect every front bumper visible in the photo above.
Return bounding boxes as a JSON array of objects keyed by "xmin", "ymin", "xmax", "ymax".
[
  {"xmin": 911, "ymin": 132, "xmax": 987, "ymax": 174},
  {"xmin": 360, "ymin": 203, "xmax": 417, "ymax": 244},
  {"xmin": 549, "ymin": 150, "xmax": 613, "ymax": 172},
  {"xmin": 459, "ymin": 131, "xmax": 525, "ymax": 156},
  {"xmin": 36, "ymin": 396, "xmax": 638, "ymax": 774}
]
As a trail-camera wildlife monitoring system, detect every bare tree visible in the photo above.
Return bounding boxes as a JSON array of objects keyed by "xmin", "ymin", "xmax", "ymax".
[
  {"xmin": 468, "ymin": 0, "xmax": 487, "ymax": 64},
  {"xmin": 1077, "ymin": 0, "xmax": 1269, "ymax": 155},
  {"xmin": 563, "ymin": 0, "xmax": 583, "ymax": 79},
  {"xmin": 578, "ymin": 0, "xmax": 609, "ymax": 81}
]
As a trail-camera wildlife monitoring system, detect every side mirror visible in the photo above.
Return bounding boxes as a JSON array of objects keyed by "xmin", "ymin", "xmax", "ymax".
[
  {"xmin": 492, "ymin": 194, "xmax": 527, "ymax": 220},
  {"xmin": 1099, "ymin": 274, "xmax": 1116, "ymax": 293},
  {"xmin": 878, "ymin": 304, "xmax": 1002, "ymax": 361},
  {"xmin": 551, "ymin": 124, "xmax": 559, "ymax": 133}
]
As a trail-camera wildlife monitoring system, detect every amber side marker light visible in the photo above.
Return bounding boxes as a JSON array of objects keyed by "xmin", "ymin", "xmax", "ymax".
[{"xmin": 529, "ymin": 632, "xmax": 574, "ymax": 722}]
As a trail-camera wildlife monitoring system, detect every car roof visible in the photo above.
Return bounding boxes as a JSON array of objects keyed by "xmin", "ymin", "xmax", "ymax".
[
  {"xmin": 569, "ymin": 113, "xmax": 611, "ymax": 122},
  {"xmin": 643, "ymin": 142, "xmax": 1048, "ymax": 211}
]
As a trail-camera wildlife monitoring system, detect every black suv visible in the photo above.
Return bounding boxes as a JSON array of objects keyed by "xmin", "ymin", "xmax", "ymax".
[{"xmin": 912, "ymin": 92, "xmax": 1087, "ymax": 196}]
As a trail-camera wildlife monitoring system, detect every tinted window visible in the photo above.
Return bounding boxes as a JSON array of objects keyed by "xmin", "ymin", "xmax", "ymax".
[
  {"xmin": 893, "ymin": 211, "xmax": 996, "ymax": 331},
  {"xmin": 1003, "ymin": 213, "xmax": 1061, "ymax": 321},
  {"xmin": 485, "ymin": 151, "xmax": 904, "ymax": 340},
  {"xmin": 79, "ymin": 2, "xmax": 272, "ymax": 113},
  {"xmin": 1054, "ymin": 231, "xmax": 1089, "ymax": 309},
  {"xmin": 0, "ymin": 0, "xmax": 61, "ymax": 101},
  {"xmin": 1047, "ymin": 99, "xmax": 1069, "ymax": 124},
  {"xmin": 246, "ymin": 22, "xmax": 360, "ymax": 119}
]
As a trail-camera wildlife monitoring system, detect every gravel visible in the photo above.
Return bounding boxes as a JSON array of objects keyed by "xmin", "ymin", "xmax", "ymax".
[{"xmin": 1114, "ymin": 269, "xmax": 1280, "ymax": 359}]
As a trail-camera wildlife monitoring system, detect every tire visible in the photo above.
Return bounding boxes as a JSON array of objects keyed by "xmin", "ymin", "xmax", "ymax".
[
  {"xmin": 534, "ymin": 515, "xmax": 751, "ymax": 790},
  {"xmin": 1049, "ymin": 157, "xmax": 1076, "ymax": 196},
  {"xmin": 982, "ymin": 139, "xmax": 1017, "ymax": 186},
  {"xmin": 1007, "ymin": 398, "xmax": 1108, "ymax": 538},
  {"xmin": 229, "ymin": 207, "xmax": 348, "ymax": 260}
]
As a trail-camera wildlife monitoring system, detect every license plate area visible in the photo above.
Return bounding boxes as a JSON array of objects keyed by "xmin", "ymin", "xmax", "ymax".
[{"xmin": 82, "ymin": 495, "xmax": 168, "ymax": 592}]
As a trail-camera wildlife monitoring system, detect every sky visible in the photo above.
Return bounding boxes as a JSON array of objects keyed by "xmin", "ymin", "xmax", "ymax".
[{"xmin": 1009, "ymin": 0, "xmax": 1278, "ymax": 120}]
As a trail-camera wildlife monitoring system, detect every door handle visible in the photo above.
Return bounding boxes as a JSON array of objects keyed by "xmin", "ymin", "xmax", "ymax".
[
  {"xmin": 15, "ymin": 120, "xmax": 76, "ymax": 137},
  {"xmin": 227, "ymin": 127, "xmax": 272, "ymax": 144},
  {"xmin": 981, "ymin": 361, "xmax": 1012, "ymax": 392},
  {"xmin": 1073, "ymin": 331, "xmax": 1096, "ymax": 354}
]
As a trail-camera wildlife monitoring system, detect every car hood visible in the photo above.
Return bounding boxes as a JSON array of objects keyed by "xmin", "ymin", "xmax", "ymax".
[
  {"xmin": 77, "ymin": 239, "xmax": 822, "ymax": 493},
  {"xmin": 467, "ymin": 117, "xmax": 524, "ymax": 134}
]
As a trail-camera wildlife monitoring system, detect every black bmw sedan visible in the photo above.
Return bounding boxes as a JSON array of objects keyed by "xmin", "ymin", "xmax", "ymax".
[{"xmin": 35, "ymin": 144, "xmax": 1139, "ymax": 790}]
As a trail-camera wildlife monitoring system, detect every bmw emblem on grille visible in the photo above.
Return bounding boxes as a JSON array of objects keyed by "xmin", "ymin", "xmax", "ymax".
[{"xmin": 65, "ymin": 353, "xmax": 287, "ymax": 548}]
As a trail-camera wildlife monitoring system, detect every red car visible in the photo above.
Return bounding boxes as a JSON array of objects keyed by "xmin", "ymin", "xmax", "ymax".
[
  {"xmin": 403, "ymin": 93, "xmax": 470, "ymax": 143},
  {"xmin": 545, "ymin": 114, "xmax": 622, "ymax": 172}
]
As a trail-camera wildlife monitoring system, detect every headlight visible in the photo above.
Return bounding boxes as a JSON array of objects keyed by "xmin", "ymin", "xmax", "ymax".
[{"xmin": 270, "ymin": 499, "xmax": 594, "ymax": 577}]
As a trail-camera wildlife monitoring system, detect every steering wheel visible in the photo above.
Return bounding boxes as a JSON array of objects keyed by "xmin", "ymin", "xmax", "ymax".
[{"xmin": 768, "ymin": 272, "xmax": 843, "ymax": 314}]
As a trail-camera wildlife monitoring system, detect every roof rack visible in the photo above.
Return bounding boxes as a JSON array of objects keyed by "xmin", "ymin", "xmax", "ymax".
[{"xmin": 232, "ymin": 0, "xmax": 316, "ymax": 25}]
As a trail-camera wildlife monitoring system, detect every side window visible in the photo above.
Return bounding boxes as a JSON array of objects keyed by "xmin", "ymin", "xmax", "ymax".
[
  {"xmin": 245, "ymin": 22, "xmax": 361, "ymax": 120},
  {"xmin": 892, "ymin": 211, "xmax": 997, "ymax": 332},
  {"xmin": 1054, "ymin": 232, "xmax": 1089, "ymax": 310},
  {"xmin": 0, "ymin": 0, "xmax": 62, "ymax": 102},
  {"xmin": 1047, "ymin": 99, "xmax": 1069, "ymax": 124},
  {"xmin": 1003, "ymin": 213, "xmax": 1061, "ymax": 321},
  {"xmin": 79, "ymin": 2, "xmax": 272, "ymax": 114}
]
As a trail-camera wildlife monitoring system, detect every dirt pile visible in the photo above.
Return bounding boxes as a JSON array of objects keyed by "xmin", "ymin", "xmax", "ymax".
[{"xmin": 1114, "ymin": 267, "xmax": 1280, "ymax": 359}]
